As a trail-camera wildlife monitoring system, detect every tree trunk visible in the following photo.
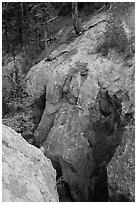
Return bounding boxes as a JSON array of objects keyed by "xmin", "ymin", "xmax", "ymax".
[
  {"xmin": 44, "ymin": 22, "xmax": 49, "ymax": 58},
  {"xmin": 72, "ymin": 2, "xmax": 81, "ymax": 34},
  {"xmin": 20, "ymin": 2, "xmax": 24, "ymax": 44},
  {"xmin": 4, "ymin": 23, "xmax": 10, "ymax": 53},
  {"xmin": 23, "ymin": 3, "xmax": 29, "ymax": 48},
  {"xmin": 15, "ymin": 2, "xmax": 24, "ymax": 45},
  {"xmin": 10, "ymin": 46, "xmax": 19, "ymax": 97}
]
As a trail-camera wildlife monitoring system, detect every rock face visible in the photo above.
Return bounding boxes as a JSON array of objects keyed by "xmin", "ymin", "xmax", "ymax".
[
  {"xmin": 2, "ymin": 125, "xmax": 59, "ymax": 202},
  {"xmin": 42, "ymin": 103, "xmax": 94, "ymax": 201},
  {"xmin": 107, "ymin": 122, "xmax": 135, "ymax": 201},
  {"xmin": 25, "ymin": 11, "xmax": 134, "ymax": 202}
]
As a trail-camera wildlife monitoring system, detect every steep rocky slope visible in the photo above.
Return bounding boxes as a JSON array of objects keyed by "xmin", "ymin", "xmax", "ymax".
[
  {"xmin": 25, "ymin": 9, "xmax": 134, "ymax": 202},
  {"xmin": 2, "ymin": 125, "xmax": 59, "ymax": 202}
]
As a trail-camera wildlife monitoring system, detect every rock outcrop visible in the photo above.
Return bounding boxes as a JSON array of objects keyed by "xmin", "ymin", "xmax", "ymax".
[
  {"xmin": 2, "ymin": 125, "xmax": 59, "ymax": 202},
  {"xmin": 25, "ymin": 10, "xmax": 134, "ymax": 202}
]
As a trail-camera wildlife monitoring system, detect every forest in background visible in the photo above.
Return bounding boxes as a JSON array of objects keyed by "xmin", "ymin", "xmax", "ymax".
[{"xmin": 2, "ymin": 2, "xmax": 106, "ymax": 72}]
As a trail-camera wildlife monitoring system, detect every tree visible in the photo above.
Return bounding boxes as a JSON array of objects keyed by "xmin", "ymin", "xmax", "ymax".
[
  {"xmin": 27, "ymin": 2, "xmax": 54, "ymax": 59},
  {"xmin": 2, "ymin": 2, "xmax": 24, "ymax": 53},
  {"xmin": 44, "ymin": 22, "xmax": 49, "ymax": 58},
  {"xmin": 72, "ymin": 2, "xmax": 82, "ymax": 34}
]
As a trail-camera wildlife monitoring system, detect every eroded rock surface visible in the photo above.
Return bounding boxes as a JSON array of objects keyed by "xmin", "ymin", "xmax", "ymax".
[
  {"xmin": 2, "ymin": 125, "xmax": 59, "ymax": 202},
  {"xmin": 25, "ymin": 10, "xmax": 134, "ymax": 202}
]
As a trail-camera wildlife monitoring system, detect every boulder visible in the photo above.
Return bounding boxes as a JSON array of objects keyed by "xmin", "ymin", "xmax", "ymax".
[{"xmin": 2, "ymin": 125, "xmax": 59, "ymax": 202}]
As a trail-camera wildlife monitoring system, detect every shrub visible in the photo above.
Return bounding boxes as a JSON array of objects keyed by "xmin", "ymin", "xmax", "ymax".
[
  {"xmin": 96, "ymin": 3, "xmax": 134, "ymax": 57},
  {"xmin": 2, "ymin": 92, "xmax": 34, "ymax": 139},
  {"xmin": 97, "ymin": 14, "xmax": 129, "ymax": 56},
  {"xmin": 2, "ymin": 65, "xmax": 35, "ymax": 139}
]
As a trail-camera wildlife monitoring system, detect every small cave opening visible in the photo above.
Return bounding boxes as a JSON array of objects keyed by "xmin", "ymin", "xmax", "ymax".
[
  {"xmin": 33, "ymin": 90, "xmax": 46, "ymax": 132},
  {"xmin": 91, "ymin": 166, "xmax": 109, "ymax": 202}
]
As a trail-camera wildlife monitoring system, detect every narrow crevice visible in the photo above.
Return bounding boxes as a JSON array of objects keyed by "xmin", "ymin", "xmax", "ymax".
[
  {"xmin": 50, "ymin": 157, "xmax": 75, "ymax": 202},
  {"xmin": 27, "ymin": 87, "xmax": 133, "ymax": 202}
]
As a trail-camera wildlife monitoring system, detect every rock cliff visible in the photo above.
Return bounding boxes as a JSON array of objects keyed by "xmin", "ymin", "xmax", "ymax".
[{"xmin": 25, "ymin": 10, "xmax": 134, "ymax": 201}]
